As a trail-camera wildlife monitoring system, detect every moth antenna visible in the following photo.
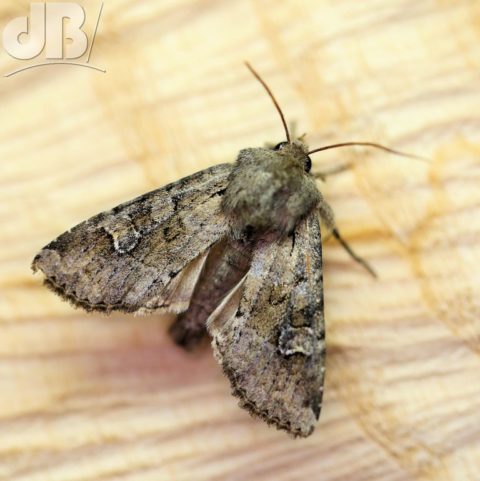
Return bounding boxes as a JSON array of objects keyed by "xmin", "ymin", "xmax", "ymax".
[
  {"xmin": 308, "ymin": 142, "xmax": 429, "ymax": 163},
  {"xmin": 245, "ymin": 62, "xmax": 291, "ymax": 143}
]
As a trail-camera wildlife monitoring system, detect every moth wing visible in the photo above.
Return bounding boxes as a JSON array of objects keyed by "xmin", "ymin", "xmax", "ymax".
[
  {"xmin": 208, "ymin": 212, "xmax": 325, "ymax": 437},
  {"xmin": 33, "ymin": 164, "xmax": 232, "ymax": 314}
]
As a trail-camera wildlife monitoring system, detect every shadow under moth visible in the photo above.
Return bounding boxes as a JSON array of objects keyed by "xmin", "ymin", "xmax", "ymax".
[{"xmin": 32, "ymin": 63, "xmax": 422, "ymax": 437}]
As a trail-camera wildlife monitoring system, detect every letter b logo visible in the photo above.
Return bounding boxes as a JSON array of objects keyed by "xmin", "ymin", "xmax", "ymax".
[{"xmin": 3, "ymin": 3, "xmax": 88, "ymax": 60}]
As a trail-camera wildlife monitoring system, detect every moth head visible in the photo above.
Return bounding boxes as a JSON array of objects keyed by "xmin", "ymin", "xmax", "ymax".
[{"xmin": 271, "ymin": 139, "xmax": 312, "ymax": 174}]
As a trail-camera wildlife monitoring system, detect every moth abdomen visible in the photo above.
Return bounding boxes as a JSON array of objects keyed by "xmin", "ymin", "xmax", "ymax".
[{"xmin": 169, "ymin": 236, "xmax": 253, "ymax": 348}]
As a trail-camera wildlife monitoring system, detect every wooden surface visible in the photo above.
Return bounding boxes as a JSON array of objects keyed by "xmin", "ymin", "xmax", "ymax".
[{"xmin": 1, "ymin": 1, "xmax": 480, "ymax": 480}]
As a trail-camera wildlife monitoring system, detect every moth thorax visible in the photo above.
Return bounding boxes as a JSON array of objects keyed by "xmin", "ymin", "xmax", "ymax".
[{"xmin": 222, "ymin": 148, "xmax": 321, "ymax": 239}]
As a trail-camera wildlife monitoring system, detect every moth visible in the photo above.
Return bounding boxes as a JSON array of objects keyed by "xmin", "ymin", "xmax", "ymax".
[{"xmin": 32, "ymin": 63, "xmax": 420, "ymax": 437}]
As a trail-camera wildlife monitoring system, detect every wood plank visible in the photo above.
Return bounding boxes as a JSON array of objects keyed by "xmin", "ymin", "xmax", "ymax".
[{"xmin": 0, "ymin": 1, "xmax": 479, "ymax": 480}]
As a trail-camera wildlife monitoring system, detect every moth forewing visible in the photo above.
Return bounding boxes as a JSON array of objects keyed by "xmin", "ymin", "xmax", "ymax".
[
  {"xmin": 32, "ymin": 163, "xmax": 233, "ymax": 314},
  {"xmin": 209, "ymin": 213, "xmax": 325, "ymax": 437}
]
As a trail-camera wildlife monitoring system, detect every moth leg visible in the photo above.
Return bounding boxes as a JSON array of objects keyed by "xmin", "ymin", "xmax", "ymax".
[
  {"xmin": 331, "ymin": 229, "xmax": 377, "ymax": 278},
  {"xmin": 318, "ymin": 201, "xmax": 377, "ymax": 278},
  {"xmin": 313, "ymin": 163, "xmax": 351, "ymax": 182}
]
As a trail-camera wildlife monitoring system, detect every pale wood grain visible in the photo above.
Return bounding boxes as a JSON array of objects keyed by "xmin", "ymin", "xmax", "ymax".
[{"xmin": 0, "ymin": 0, "xmax": 479, "ymax": 480}]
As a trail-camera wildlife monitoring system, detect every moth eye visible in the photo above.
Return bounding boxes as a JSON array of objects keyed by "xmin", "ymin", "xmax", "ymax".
[
  {"xmin": 304, "ymin": 156, "xmax": 312, "ymax": 173},
  {"xmin": 273, "ymin": 141, "xmax": 288, "ymax": 151}
]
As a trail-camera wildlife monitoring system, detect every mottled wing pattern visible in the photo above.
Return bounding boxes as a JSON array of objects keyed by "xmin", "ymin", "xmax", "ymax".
[
  {"xmin": 33, "ymin": 164, "xmax": 232, "ymax": 314},
  {"xmin": 208, "ymin": 212, "xmax": 325, "ymax": 437}
]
